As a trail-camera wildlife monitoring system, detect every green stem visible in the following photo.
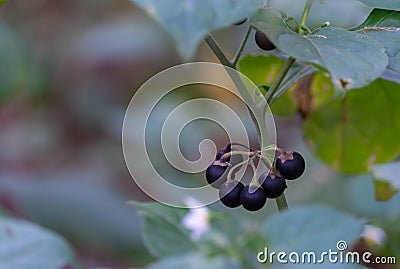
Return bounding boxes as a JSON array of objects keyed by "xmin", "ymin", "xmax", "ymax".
[
  {"xmin": 232, "ymin": 26, "xmax": 252, "ymax": 67},
  {"xmin": 298, "ymin": 0, "xmax": 313, "ymax": 35},
  {"xmin": 269, "ymin": 0, "xmax": 314, "ymax": 212},
  {"xmin": 205, "ymin": 33, "xmax": 264, "ymax": 147},
  {"xmin": 276, "ymin": 194, "xmax": 289, "ymax": 212},
  {"xmin": 265, "ymin": 0, "xmax": 314, "ymax": 106},
  {"xmin": 204, "ymin": 35, "xmax": 234, "ymax": 68},
  {"xmin": 270, "ymin": 65, "xmax": 314, "ymax": 104},
  {"xmin": 265, "ymin": 57, "xmax": 296, "ymax": 105},
  {"xmin": 258, "ymin": 115, "xmax": 289, "ymax": 212}
]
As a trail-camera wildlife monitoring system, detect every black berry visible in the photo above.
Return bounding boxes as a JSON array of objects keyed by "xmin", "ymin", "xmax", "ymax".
[
  {"xmin": 275, "ymin": 151, "xmax": 305, "ymax": 180},
  {"xmin": 206, "ymin": 164, "xmax": 227, "ymax": 188},
  {"xmin": 233, "ymin": 18, "xmax": 247, "ymax": 26},
  {"xmin": 216, "ymin": 144, "xmax": 231, "ymax": 162},
  {"xmin": 240, "ymin": 185, "xmax": 267, "ymax": 211},
  {"xmin": 219, "ymin": 181, "xmax": 244, "ymax": 208},
  {"xmin": 255, "ymin": 30, "xmax": 276, "ymax": 51},
  {"xmin": 259, "ymin": 174, "xmax": 287, "ymax": 198}
]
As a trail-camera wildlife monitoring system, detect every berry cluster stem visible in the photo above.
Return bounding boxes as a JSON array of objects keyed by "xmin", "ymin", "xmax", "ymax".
[
  {"xmin": 276, "ymin": 194, "xmax": 289, "ymax": 212},
  {"xmin": 265, "ymin": 0, "xmax": 314, "ymax": 212},
  {"xmin": 205, "ymin": 0, "xmax": 313, "ymax": 214},
  {"xmin": 226, "ymin": 157, "xmax": 254, "ymax": 183},
  {"xmin": 265, "ymin": 57, "xmax": 296, "ymax": 105},
  {"xmin": 220, "ymin": 150, "xmax": 255, "ymax": 161}
]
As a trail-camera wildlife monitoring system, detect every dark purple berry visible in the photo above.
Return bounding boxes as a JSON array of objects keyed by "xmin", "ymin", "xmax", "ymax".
[
  {"xmin": 259, "ymin": 174, "xmax": 287, "ymax": 198},
  {"xmin": 206, "ymin": 164, "xmax": 227, "ymax": 188},
  {"xmin": 275, "ymin": 151, "xmax": 305, "ymax": 180},
  {"xmin": 219, "ymin": 181, "xmax": 244, "ymax": 208},
  {"xmin": 255, "ymin": 30, "xmax": 276, "ymax": 51},
  {"xmin": 216, "ymin": 144, "xmax": 231, "ymax": 162},
  {"xmin": 240, "ymin": 185, "xmax": 267, "ymax": 211}
]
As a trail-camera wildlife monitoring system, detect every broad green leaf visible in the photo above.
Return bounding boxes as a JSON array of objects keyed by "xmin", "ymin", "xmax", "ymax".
[
  {"xmin": 0, "ymin": 216, "xmax": 79, "ymax": 269},
  {"xmin": 130, "ymin": 0, "xmax": 263, "ymax": 60},
  {"xmin": 251, "ymin": 9, "xmax": 388, "ymax": 90},
  {"xmin": 131, "ymin": 202, "xmax": 197, "ymax": 258},
  {"xmin": 132, "ymin": 201, "xmax": 189, "ymax": 225},
  {"xmin": 372, "ymin": 162, "xmax": 400, "ymax": 201},
  {"xmin": 0, "ymin": 0, "xmax": 7, "ymax": 6},
  {"xmin": 270, "ymin": 90, "xmax": 297, "ymax": 116},
  {"xmin": 238, "ymin": 54, "xmax": 285, "ymax": 86},
  {"xmin": 148, "ymin": 252, "xmax": 241, "ymax": 269},
  {"xmin": 352, "ymin": 9, "xmax": 400, "ymax": 75},
  {"xmin": 303, "ymin": 78, "xmax": 400, "ymax": 173},
  {"xmin": 262, "ymin": 205, "xmax": 364, "ymax": 269},
  {"xmin": 346, "ymin": 175, "xmax": 400, "ymax": 219},
  {"xmin": 238, "ymin": 54, "xmax": 299, "ymax": 116},
  {"xmin": 355, "ymin": 0, "xmax": 400, "ymax": 11}
]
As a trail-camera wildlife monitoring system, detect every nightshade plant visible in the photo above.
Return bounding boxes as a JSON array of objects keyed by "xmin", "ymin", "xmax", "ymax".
[
  {"xmin": 128, "ymin": 0, "xmax": 400, "ymax": 268},
  {"xmin": 1, "ymin": 1, "xmax": 400, "ymax": 268}
]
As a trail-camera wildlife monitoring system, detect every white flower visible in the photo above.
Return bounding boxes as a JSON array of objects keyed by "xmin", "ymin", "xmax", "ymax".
[
  {"xmin": 182, "ymin": 197, "xmax": 210, "ymax": 240},
  {"xmin": 360, "ymin": 224, "xmax": 386, "ymax": 246}
]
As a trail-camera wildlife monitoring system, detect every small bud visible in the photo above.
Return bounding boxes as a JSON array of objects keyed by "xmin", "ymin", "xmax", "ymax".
[
  {"xmin": 321, "ymin": 21, "xmax": 330, "ymax": 28},
  {"xmin": 300, "ymin": 25, "xmax": 312, "ymax": 34}
]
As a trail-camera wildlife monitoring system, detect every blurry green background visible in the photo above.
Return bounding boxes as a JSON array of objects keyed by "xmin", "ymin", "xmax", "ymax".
[{"xmin": 1, "ymin": 0, "xmax": 398, "ymax": 268}]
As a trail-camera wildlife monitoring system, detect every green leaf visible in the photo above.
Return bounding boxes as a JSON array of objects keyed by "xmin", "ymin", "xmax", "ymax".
[
  {"xmin": 251, "ymin": 9, "xmax": 388, "ymax": 90},
  {"xmin": 355, "ymin": 0, "xmax": 400, "ymax": 11},
  {"xmin": 0, "ymin": 0, "xmax": 7, "ymax": 6},
  {"xmin": 0, "ymin": 216, "xmax": 79, "ymax": 269},
  {"xmin": 352, "ymin": 9, "xmax": 400, "ymax": 75},
  {"xmin": 346, "ymin": 175, "xmax": 400, "ymax": 219},
  {"xmin": 148, "ymin": 252, "xmax": 241, "ymax": 269},
  {"xmin": 238, "ymin": 54, "xmax": 285, "ymax": 86},
  {"xmin": 130, "ymin": 0, "xmax": 263, "ymax": 60},
  {"xmin": 270, "ymin": 90, "xmax": 297, "ymax": 116},
  {"xmin": 130, "ymin": 202, "xmax": 197, "ymax": 258},
  {"xmin": 262, "ymin": 205, "xmax": 364, "ymax": 268},
  {"xmin": 372, "ymin": 162, "xmax": 400, "ymax": 201},
  {"xmin": 303, "ymin": 78, "xmax": 400, "ymax": 173}
]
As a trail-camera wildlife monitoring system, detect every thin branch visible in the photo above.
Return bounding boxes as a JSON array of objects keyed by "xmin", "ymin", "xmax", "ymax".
[
  {"xmin": 232, "ymin": 26, "xmax": 253, "ymax": 67},
  {"xmin": 265, "ymin": 57, "xmax": 296, "ymax": 104},
  {"xmin": 204, "ymin": 34, "xmax": 234, "ymax": 68}
]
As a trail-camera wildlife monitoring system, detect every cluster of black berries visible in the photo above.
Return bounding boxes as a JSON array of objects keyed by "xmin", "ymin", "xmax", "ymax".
[{"xmin": 205, "ymin": 144, "xmax": 305, "ymax": 212}]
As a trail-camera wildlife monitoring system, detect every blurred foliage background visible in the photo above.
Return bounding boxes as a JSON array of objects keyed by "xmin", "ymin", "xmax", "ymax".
[{"xmin": 0, "ymin": 0, "xmax": 399, "ymax": 268}]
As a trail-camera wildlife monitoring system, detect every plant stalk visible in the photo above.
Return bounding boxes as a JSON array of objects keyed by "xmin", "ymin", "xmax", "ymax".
[
  {"xmin": 276, "ymin": 194, "xmax": 289, "ymax": 212},
  {"xmin": 232, "ymin": 26, "xmax": 253, "ymax": 67},
  {"xmin": 265, "ymin": 57, "xmax": 296, "ymax": 105},
  {"xmin": 268, "ymin": 0, "xmax": 314, "ymax": 212},
  {"xmin": 204, "ymin": 35, "xmax": 234, "ymax": 68},
  {"xmin": 299, "ymin": 0, "xmax": 313, "ymax": 35}
]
